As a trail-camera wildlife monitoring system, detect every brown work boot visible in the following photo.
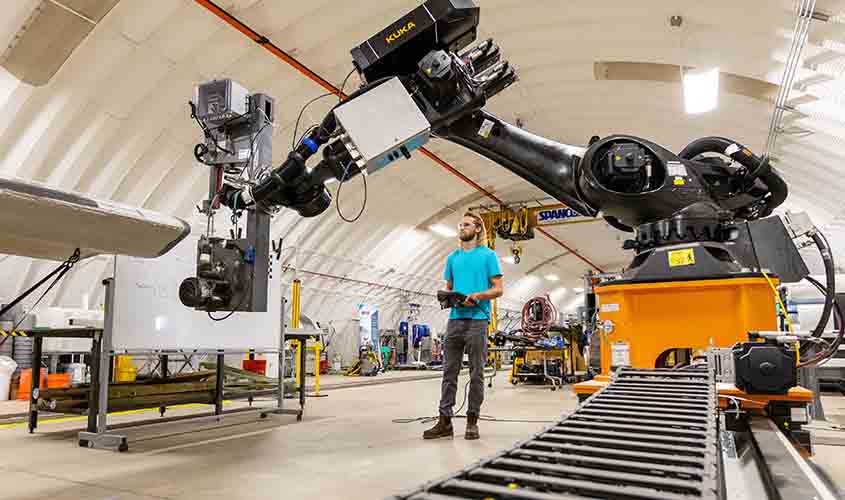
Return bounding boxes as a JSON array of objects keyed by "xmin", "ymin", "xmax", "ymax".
[
  {"xmin": 423, "ymin": 416, "xmax": 453, "ymax": 439},
  {"xmin": 465, "ymin": 413, "xmax": 479, "ymax": 440}
]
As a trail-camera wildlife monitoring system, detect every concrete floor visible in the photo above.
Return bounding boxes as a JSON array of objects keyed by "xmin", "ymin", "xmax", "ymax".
[{"xmin": 0, "ymin": 372, "xmax": 843, "ymax": 499}]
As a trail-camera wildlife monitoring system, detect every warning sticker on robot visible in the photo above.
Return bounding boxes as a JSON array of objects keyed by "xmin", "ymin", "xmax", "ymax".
[
  {"xmin": 668, "ymin": 248, "xmax": 695, "ymax": 267},
  {"xmin": 611, "ymin": 342, "xmax": 630, "ymax": 367},
  {"xmin": 667, "ymin": 162, "xmax": 687, "ymax": 177},
  {"xmin": 478, "ymin": 119, "xmax": 494, "ymax": 138},
  {"xmin": 600, "ymin": 303, "xmax": 619, "ymax": 313}
]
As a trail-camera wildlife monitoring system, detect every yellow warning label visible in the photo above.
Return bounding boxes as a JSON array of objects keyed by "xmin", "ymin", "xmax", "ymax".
[
  {"xmin": 668, "ymin": 248, "xmax": 695, "ymax": 267},
  {"xmin": 673, "ymin": 177, "xmax": 685, "ymax": 186}
]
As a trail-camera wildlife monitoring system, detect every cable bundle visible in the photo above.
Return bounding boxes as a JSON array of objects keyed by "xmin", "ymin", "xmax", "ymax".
[{"xmin": 521, "ymin": 295, "xmax": 557, "ymax": 340}]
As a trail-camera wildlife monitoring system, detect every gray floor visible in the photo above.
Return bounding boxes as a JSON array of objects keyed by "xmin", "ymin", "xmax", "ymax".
[{"xmin": 0, "ymin": 372, "xmax": 843, "ymax": 499}]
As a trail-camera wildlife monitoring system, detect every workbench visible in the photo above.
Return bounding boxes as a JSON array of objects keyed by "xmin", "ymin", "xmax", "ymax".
[
  {"xmin": 19, "ymin": 327, "xmax": 104, "ymax": 434},
  {"xmin": 19, "ymin": 279, "xmax": 308, "ymax": 452}
]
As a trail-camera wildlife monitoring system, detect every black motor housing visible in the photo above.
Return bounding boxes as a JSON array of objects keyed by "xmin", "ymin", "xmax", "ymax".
[{"xmin": 733, "ymin": 342, "xmax": 797, "ymax": 395}]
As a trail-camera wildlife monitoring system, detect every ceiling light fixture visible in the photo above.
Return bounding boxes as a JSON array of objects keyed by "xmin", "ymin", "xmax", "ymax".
[
  {"xmin": 545, "ymin": 274, "xmax": 560, "ymax": 282},
  {"xmin": 429, "ymin": 224, "xmax": 457, "ymax": 237},
  {"xmin": 503, "ymin": 255, "xmax": 516, "ymax": 264},
  {"xmin": 574, "ymin": 287, "xmax": 584, "ymax": 293},
  {"xmin": 682, "ymin": 67, "xmax": 719, "ymax": 114}
]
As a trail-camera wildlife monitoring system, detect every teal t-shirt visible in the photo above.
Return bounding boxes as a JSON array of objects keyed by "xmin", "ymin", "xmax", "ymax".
[{"xmin": 443, "ymin": 246, "xmax": 502, "ymax": 320}]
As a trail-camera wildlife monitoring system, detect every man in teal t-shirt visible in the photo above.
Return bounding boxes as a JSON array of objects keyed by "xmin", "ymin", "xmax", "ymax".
[{"xmin": 423, "ymin": 212, "xmax": 503, "ymax": 441}]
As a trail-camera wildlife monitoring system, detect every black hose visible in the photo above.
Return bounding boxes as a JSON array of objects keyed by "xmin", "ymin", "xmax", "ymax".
[
  {"xmin": 678, "ymin": 136, "xmax": 788, "ymax": 216},
  {"xmin": 806, "ymin": 276, "xmax": 841, "ymax": 343},
  {"xmin": 810, "ymin": 230, "xmax": 835, "ymax": 338},
  {"xmin": 801, "ymin": 276, "xmax": 844, "ymax": 367},
  {"xmin": 678, "ymin": 136, "xmax": 737, "ymax": 160}
]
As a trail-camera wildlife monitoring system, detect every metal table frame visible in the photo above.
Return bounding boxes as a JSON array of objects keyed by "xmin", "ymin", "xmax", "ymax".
[
  {"xmin": 24, "ymin": 327, "xmax": 103, "ymax": 434},
  {"xmin": 66, "ymin": 278, "xmax": 304, "ymax": 451}
]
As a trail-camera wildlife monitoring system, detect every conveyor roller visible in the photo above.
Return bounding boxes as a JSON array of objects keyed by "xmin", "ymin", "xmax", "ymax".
[{"xmin": 390, "ymin": 367, "xmax": 719, "ymax": 500}]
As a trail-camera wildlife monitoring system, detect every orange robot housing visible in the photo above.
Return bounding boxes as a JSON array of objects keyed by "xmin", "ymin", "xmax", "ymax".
[{"xmin": 575, "ymin": 276, "xmax": 781, "ymax": 397}]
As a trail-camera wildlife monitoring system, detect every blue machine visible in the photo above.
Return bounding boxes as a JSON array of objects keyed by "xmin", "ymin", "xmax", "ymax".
[
  {"xmin": 412, "ymin": 324, "xmax": 430, "ymax": 348},
  {"xmin": 398, "ymin": 321, "xmax": 409, "ymax": 364}
]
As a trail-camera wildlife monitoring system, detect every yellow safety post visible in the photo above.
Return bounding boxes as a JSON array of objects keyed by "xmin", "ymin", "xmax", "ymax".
[
  {"xmin": 485, "ymin": 237, "xmax": 500, "ymax": 370},
  {"xmin": 488, "ymin": 298, "xmax": 501, "ymax": 370},
  {"xmin": 292, "ymin": 279, "xmax": 301, "ymax": 387},
  {"xmin": 292, "ymin": 279, "xmax": 301, "ymax": 328},
  {"xmin": 509, "ymin": 354, "xmax": 524, "ymax": 384},
  {"xmin": 291, "ymin": 278, "xmax": 322, "ymax": 395},
  {"xmin": 313, "ymin": 340, "xmax": 321, "ymax": 396}
]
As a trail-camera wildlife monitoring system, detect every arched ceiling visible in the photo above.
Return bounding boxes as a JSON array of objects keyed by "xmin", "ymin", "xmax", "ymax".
[{"xmin": 1, "ymin": 0, "xmax": 844, "ymax": 322}]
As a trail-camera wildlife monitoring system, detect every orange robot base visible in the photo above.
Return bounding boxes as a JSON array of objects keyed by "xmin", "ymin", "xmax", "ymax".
[{"xmin": 574, "ymin": 276, "xmax": 781, "ymax": 396}]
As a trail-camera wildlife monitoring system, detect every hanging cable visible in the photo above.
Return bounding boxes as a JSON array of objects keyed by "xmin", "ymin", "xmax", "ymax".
[
  {"xmin": 762, "ymin": 271, "xmax": 794, "ymax": 333},
  {"xmin": 798, "ymin": 276, "xmax": 844, "ymax": 368},
  {"xmin": 294, "ymin": 124, "xmax": 320, "ymax": 150},
  {"xmin": 207, "ymin": 295, "xmax": 246, "ymax": 322},
  {"xmin": 335, "ymin": 160, "xmax": 368, "ymax": 223},
  {"xmin": 0, "ymin": 248, "xmax": 81, "ymax": 322},
  {"xmin": 207, "ymin": 263, "xmax": 255, "ymax": 322},
  {"xmin": 338, "ymin": 68, "xmax": 355, "ymax": 102},
  {"xmin": 0, "ymin": 249, "xmax": 81, "ymax": 345},
  {"xmin": 292, "ymin": 72, "xmax": 383, "ymax": 148},
  {"xmin": 291, "ymin": 92, "xmax": 334, "ymax": 150},
  {"xmin": 809, "ymin": 229, "xmax": 835, "ymax": 338},
  {"xmin": 245, "ymin": 119, "xmax": 273, "ymax": 181},
  {"xmin": 391, "ymin": 377, "xmax": 556, "ymax": 425},
  {"xmin": 189, "ymin": 101, "xmax": 238, "ymax": 156}
]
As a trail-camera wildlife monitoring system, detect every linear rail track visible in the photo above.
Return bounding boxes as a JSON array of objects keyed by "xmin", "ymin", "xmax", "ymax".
[{"xmin": 389, "ymin": 368, "xmax": 719, "ymax": 500}]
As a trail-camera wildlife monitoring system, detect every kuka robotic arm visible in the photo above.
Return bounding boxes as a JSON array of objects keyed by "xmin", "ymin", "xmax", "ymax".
[
  {"xmin": 438, "ymin": 110, "xmax": 789, "ymax": 239},
  {"xmin": 218, "ymin": 0, "xmax": 788, "ymax": 251}
]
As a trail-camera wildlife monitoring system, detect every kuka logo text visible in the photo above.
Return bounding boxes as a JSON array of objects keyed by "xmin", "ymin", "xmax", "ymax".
[{"xmin": 386, "ymin": 22, "xmax": 416, "ymax": 44}]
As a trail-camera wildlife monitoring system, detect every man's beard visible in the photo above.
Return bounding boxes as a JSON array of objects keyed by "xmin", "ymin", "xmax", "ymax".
[{"xmin": 459, "ymin": 232, "xmax": 476, "ymax": 242}]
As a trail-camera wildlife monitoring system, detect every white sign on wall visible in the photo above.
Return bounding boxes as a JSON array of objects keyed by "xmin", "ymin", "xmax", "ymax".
[
  {"xmin": 358, "ymin": 304, "xmax": 379, "ymax": 348},
  {"xmin": 611, "ymin": 341, "xmax": 630, "ymax": 367},
  {"xmin": 535, "ymin": 206, "xmax": 587, "ymax": 225}
]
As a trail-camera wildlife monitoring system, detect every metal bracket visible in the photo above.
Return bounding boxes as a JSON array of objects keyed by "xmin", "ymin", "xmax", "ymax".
[{"xmin": 77, "ymin": 431, "xmax": 128, "ymax": 452}]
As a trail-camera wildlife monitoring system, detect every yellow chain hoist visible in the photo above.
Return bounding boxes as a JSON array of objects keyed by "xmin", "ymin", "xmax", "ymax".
[{"xmin": 510, "ymin": 206, "xmax": 530, "ymax": 238}]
